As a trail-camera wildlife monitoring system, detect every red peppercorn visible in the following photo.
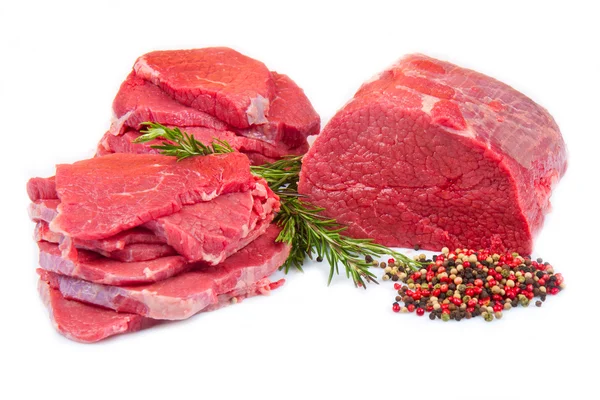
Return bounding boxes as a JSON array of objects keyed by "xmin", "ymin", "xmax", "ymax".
[
  {"xmin": 388, "ymin": 258, "xmax": 395, "ymax": 264},
  {"xmin": 394, "ymin": 283, "xmax": 401, "ymax": 290},
  {"xmin": 412, "ymin": 293, "xmax": 422, "ymax": 301},
  {"xmin": 492, "ymin": 294, "xmax": 503, "ymax": 301},
  {"xmin": 463, "ymin": 261, "xmax": 470, "ymax": 268},
  {"xmin": 440, "ymin": 284, "xmax": 449, "ymax": 293},
  {"xmin": 407, "ymin": 304, "xmax": 415, "ymax": 312},
  {"xmin": 465, "ymin": 288, "xmax": 475, "ymax": 297},
  {"xmin": 436, "ymin": 255, "xmax": 445, "ymax": 261},
  {"xmin": 538, "ymin": 278, "xmax": 546, "ymax": 286},
  {"xmin": 392, "ymin": 303, "xmax": 400, "ymax": 313},
  {"xmin": 474, "ymin": 279, "xmax": 484, "ymax": 287},
  {"xmin": 437, "ymin": 266, "xmax": 446, "ymax": 274},
  {"xmin": 467, "ymin": 299, "xmax": 477, "ymax": 308},
  {"xmin": 555, "ymin": 273, "xmax": 564, "ymax": 285},
  {"xmin": 416, "ymin": 308, "xmax": 425, "ymax": 316},
  {"xmin": 413, "ymin": 272, "xmax": 422, "ymax": 280},
  {"xmin": 493, "ymin": 303, "xmax": 503, "ymax": 312},
  {"xmin": 526, "ymin": 284, "xmax": 534, "ymax": 292},
  {"xmin": 426, "ymin": 305, "xmax": 434, "ymax": 312},
  {"xmin": 452, "ymin": 297, "xmax": 462, "ymax": 306},
  {"xmin": 550, "ymin": 287, "xmax": 560, "ymax": 295},
  {"xmin": 422, "ymin": 290, "xmax": 431, "ymax": 297},
  {"xmin": 435, "ymin": 260, "xmax": 443, "ymax": 266},
  {"xmin": 433, "ymin": 289, "xmax": 441, "ymax": 297}
]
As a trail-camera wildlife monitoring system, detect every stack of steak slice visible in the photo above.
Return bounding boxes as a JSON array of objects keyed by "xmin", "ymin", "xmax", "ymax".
[
  {"xmin": 28, "ymin": 152, "xmax": 290, "ymax": 343},
  {"xmin": 97, "ymin": 48, "xmax": 320, "ymax": 165}
]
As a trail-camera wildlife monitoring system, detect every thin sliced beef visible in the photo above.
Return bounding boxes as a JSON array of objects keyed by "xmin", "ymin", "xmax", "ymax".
[
  {"xmin": 109, "ymin": 71, "xmax": 319, "ymax": 150},
  {"xmin": 37, "ymin": 241, "xmax": 188, "ymax": 285},
  {"xmin": 298, "ymin": 54, "xmax": 567, "ymax": 254},
  {"xmin": 110, "ymin": 72, "xmax": 230, "ymax": 135},
  {"xmin": 45, "ymin": 152, "xmax": 254, "ymax": 240},
  {"xmin": 134, "ymin": 48, "xmax": 276, "ymax": 128},
  {"xmin": 236, "ymin": 72, "xmax": 320, "ymax": 148},
  {"xmin": 39, "ymin": 225, "xmax": 289, "ymax": 321},
  {"xmin": 30, "ymin": 176, "xmax": 279, "ymax": 265},
  {"xmin": 35, "ymin": 221, "xmax": 176, "ymax": 262},
  {"xmin": 96, "ymin": 127, "xmax": 308, "ymax": 165},
  {"xmin": 38, "ymin": 280, "xmax": 149, "ymax": 343}
]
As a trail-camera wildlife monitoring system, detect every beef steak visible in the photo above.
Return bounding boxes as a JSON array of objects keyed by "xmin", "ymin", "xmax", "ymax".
[
  {"xmin": 299, "ymin": 54, "xmax": 567, "ymax": 254},
  {"xmin": 38, "ymin": 280, "xmax": 148, "ymax": 343},
  {"xmin": 39, "ymin": 225, "xmax": 290, "ymax": 320},
  {"xmin": 134, "ymin": 48, "xmax": 275, "ymax": 129},
  {"xmin": 30, "ymin": 176, "xmax": 278, "ymax": 265},
  {"xmin": 37, "ymin": 241, "xmax": 189, "ymax": 285},
  {"xmin": 48, "ymin": 152, "xmax": 255, "ymax": 240},
  {"xmin": 35, "ymin": 221, "xmax": 176, "ymax": 262}
]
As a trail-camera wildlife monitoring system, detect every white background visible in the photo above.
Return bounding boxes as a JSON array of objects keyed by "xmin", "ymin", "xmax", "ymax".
[{"xmin": 1, "ymin": 1, "xmax": 599, "ymax": 399}]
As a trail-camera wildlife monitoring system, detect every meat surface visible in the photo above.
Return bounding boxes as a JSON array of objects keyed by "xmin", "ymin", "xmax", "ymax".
[
  {"xmin": 97, "ymin": 127, "xmax": 309, "ymax": 166},
  {"xmin": 46, "ymin": 152, "xmax": 255, "ymax": 240},
  {"xmin": 39, "ymin": 225, "xmax": 290, "ymax": 321},
  {"xmin": 30, "ymin": 176, "xmax": 279, "ymax": 265},
  {"xmin": 299, "ymin": 54, "xmax": 567, "ymax": 254},
  {"xmin": 134, "ymin": 48, "xmax": 276, "ymax": 129},
  {"xmin": 38, "ymin": 280, "xmax": 148, "ymax": 343},
  {"xmin": 103, "ymin": 48, "xmax": 319, "ymax": 164},
  {"xmin": 38, "ymin": 241, "xmax": 189, "ymax": 285},
  {"xmin": 236, "ymin": 72, "xmax": 320, "ymax": 148},
  {"xmin": 110, "ymin": 72, "xmax": 230, "ymax": 135},
  {"xmin": 35, "ymin": 222, "xmax": 176, "ymax": 262}
]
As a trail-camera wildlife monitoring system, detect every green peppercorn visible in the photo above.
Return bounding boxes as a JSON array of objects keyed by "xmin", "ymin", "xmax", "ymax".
[{"xmin": 441, "ymin": 313, "xmax": 450, "ymax": 322}]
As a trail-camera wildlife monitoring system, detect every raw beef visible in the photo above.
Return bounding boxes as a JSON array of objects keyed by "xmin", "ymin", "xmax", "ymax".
[
  {"xmin": 109, "ymin": 71, "xmax": 319, "ymax": 149},
  {"xmin": 36, "ymin": 222, "xmax": 176, "ymax": 262},
  {"xmin": 47, "ymin": 152, "xmax": 255, "ymax": 240},
  {"xmin": 37, "ymin": 241, "xmax": 188, "ymax": 285},
  {"xmin": 38, "ymin": 280, "xmax": 149, "ymax": 343},
  {"xmin": 97, "ymin": 127, "xmax": 309, "ymax": 165},
  {"xmin": 236, "ymin": 72, "xmax": 320, "ymax": 148},
  {"xmin": 29, "ymin": 176, "xmax": 278, "ymax": 265},
  {"xmin": 134, "ymin": 47, "xmax": 276, "ymax": 128},
  {"xmin": 103, "ymin": 48, "xmax": 320, "ymax": 164},
  {"xmin": 110, "ymin": 72, "xmax": 230, "ymax": 135},
  {"xmin": 39, "ymin": 225, "xmax": 290, "ymax": 321},
  {"xmin": 34, "ymin": 221, "xmax": 167, "ymax": 255},
  {"xmin": 299, "ymin": 54, "xmax": 567, "ymax": 254}
]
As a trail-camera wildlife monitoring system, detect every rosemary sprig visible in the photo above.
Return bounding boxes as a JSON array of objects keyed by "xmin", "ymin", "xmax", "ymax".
[
  {"xmin": 135, "ymin": 122, "xmax": 234, "ymax": 159},
  {"xmin": 136, "ymin": 123, "xmax": 423, "ymax": 287}
]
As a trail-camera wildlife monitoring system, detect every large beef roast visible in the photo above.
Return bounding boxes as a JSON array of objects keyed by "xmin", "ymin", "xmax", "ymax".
[{"xmin": 299, "ymin": 54, "xmax": 567, "ymax": 254}]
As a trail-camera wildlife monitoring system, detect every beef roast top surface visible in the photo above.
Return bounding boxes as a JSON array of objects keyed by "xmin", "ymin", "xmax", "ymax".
[
  {"xmin": 134, "ymin": 47, "xmax": 276, "ymax": 129},
  {"xmin": 49, "ymin": 152, "xmax": 254, "ymax": 240},
  {"xmin": 299, "ymin": 54, "xmax": 567, "ymax": 254}
]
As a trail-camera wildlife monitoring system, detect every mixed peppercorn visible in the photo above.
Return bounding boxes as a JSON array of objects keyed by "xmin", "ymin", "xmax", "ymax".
[{"xmin": 377, "ymin": 248, "xmax": 564, "ymax": 322}]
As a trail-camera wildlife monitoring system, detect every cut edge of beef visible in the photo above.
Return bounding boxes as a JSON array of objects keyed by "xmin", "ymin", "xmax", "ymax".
[{"xmin": 38, "ymin": 224, "xmax": 291, "ymax": 320}]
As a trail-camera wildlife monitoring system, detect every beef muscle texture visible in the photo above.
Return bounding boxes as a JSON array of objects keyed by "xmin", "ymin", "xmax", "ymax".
[
  {"xmin": 110, "ymin": 72, "xmax": 230, "ymax": 135},
  {"xmin": 35, "ymin": 221, "xmax": 176, "ymax": 262},
  {"xmin": 38, "ymin": 280, "xmax": 149, "ymax": 343},
  {"xmin": 48, "ymin": 152, "xmax": 254, "ymax": 240},
  {"xmin": 105, "ymin": 48, "xmax": 320, "ymax": 164},
  {"xmin": 30, "ymin": 175, "xmax": 279, "ymax": 265},
  {"xmin": 236, "ymin": 72, "xmax": 320, "ymax": 149},
  {"xmin": 299, "ymin": 54, "xmax": 567, "ymax": 254},
  {"xmin": 109, "ymin": 71, "xmax": 319, "ymax": 150},
  {"xmin": 39, "ymin": 225, "xmax": 290, "ymax": 321},
  {"xmin": 97, "ymin": 127, "xmax": 309, "ymax": 166},
  {"xmin": 134, "ymin": 48, "xmax": 276, "ymax": 129},
  {"xmin": 37, "ymin": 241, "xmax": 189, "ymax": 285}
]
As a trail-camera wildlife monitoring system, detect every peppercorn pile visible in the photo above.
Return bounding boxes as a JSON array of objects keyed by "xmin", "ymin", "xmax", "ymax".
[{"xmin": 379, "ymin": 248, "xmax": 565, "ymax": 322}]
